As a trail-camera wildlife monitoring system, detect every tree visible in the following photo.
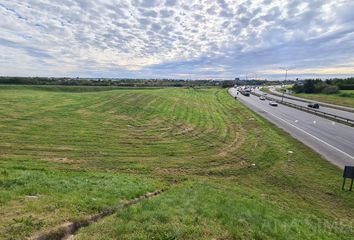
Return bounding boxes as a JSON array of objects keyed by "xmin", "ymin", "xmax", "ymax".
[{"xmin": 303, "ymin": 80, "xmax": 317, "ymax": 93}]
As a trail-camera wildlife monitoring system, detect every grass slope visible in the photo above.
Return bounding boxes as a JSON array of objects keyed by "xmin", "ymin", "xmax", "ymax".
[{"xmin": 0, "ymin": 86, "xmax": 353, "ymax": 239}]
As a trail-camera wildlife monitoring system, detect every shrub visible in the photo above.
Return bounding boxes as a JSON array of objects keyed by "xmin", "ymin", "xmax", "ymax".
[
  {"xmin": 314, "ymin": 82, "xmax": 329, "ymax": 93},
  {"xmin": 321, "ymin": 85, "xmax": 339, "ymax": 94},
  {"xmin": 292, "ymin": 84, "xmax": 304, "ymax": 93},
  {"xmin": 303, "ymin": 79, "xmax": 321, "ymax": 93},
  {"xmin": 338, "ymin": 84, "xmax": 354, "ymax": 90},
  {"xmin": 338, "ymin": 92, "xmax": 354, "ymax": 98}
]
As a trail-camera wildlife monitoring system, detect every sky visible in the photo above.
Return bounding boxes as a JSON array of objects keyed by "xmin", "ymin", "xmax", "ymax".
[{"xmin": 0, "ymin": 0, "xmax": 354, "ymax": 80}]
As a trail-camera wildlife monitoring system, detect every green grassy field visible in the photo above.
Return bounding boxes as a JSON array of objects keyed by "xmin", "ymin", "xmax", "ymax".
[
  {"xmin": 0, "ymin": 86, "xmax": 353, "ymax": 239},
  {"xmin": 294, "ymin": 90, "xmax": 354, "ymax": 108}
]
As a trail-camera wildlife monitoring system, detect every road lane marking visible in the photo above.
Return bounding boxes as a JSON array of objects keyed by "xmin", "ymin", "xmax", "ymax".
[
  {"xmin": 265, "ymin": 110, "xmax": 354, "ymax": 160},
  {"xmin": 230, "ymin": 89, "xmax": 353, "ymax": 160},
  {"xmin": 231, "ymin": 89, "xmax": 354, "ymax": 161}
]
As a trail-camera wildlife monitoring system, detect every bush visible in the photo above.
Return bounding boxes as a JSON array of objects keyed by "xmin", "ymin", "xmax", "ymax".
[
  {"xmin": 314, "ymin": 82, "xmax": 328, "ymax": 93},
  {"xmin": 292, "ymin": 84, "xmax": 304, "ymax": 93},
  {"xmin": 338, "ymin": 84, "xmax": 354, "ymax": 90},
  {"xmin": 303, "ymin": 79, "xmax": 321, "ymax": 93},
  {"xmin": 338, "ymin": 92, "xmax": 354, "ymax": 98},
  {"xmin": 321, "ymin": 85, "xmax": 338, "ymax": 94},
  {"xmin": 221, "ymin": 80, "xmax": 236, "ymax": 88},
  {"xmin": 292, "ymin": 78, "xmax": 354, "ymax": 94}
]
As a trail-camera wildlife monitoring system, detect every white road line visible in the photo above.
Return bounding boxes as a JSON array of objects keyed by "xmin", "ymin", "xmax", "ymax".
[
  {"xmin": 265, "ymin": 110, "xmax": 354, "ymax": 160},
  {"xmin": 229, "ymin": 88, "xmax": 354, "ymax": 162}
]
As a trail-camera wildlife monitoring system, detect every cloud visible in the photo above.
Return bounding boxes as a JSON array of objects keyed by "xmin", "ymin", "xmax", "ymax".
[{"xmin": 0, "ymin": 0, "xmax": 353, "ymax": 79}]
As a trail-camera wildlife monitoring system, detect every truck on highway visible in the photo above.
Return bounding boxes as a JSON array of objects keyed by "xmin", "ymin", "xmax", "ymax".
[{"xmin": 240, "ymin": 88, "xmax": 251, "ymax": 96}]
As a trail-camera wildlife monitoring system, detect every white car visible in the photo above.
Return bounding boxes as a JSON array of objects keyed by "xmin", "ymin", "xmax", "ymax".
[
  {"xmin": 259, "ymin": 96, "xmax": 266, "ymax": 100},
  {"xmin": 269, "ymin": 101, "xmax": 278, "ymax": 106}
]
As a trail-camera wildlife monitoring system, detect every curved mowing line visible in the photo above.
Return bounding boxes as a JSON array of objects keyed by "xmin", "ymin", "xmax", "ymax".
[{"xmin": 1, "ymin": 88, "xmax": 247, "ymax": 162}]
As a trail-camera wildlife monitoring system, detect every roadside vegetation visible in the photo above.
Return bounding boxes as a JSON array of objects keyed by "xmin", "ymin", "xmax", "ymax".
[
  {"xmin": 290, "ymin": 78, "xmax": 354, "ymax": 107},
  {"xmin": 294, "ymin": 90, "xmax": 354, "ymax": 108},
  {"xmin": 0, "ymin": 76, "xmax": 294, "ymax": 88},
  {"xmin": 292, "ymin": 78, "xmax": 354, "ymax": 94},
  {"xmin": 0, "ymin": 86, "xmax": 353, "ymax": 239}
]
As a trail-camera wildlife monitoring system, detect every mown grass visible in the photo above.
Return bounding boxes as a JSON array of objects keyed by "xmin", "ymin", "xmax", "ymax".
[
  {"xmin": 77, "ymin": 181, "xmax": 354, "ymax": 240},
  {"xmin": 0, "ymin": 167, "xmax": 159, "ymax": 239},
  {"xmin": 294, "ymin": 90, "xmax": 354, "ymax": 108},
  {"xmin": 0, "ymin": 85, "xmax": 163, "ymax": 92},
  {"xmin": 0, "ymin": 86, "xmax": 353, "ymax": 239}
]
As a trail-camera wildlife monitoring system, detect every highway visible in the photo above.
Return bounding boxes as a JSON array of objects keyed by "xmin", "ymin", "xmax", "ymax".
[
  {"xmin": 229, "ymin": 87, "xmax": 354, "ymax": 169},
  {"xmin": 268, "ymin": 87, "xmax": 354, "ymax": 113},
  {"xmin": 257, "ymin": 88, "xmax": 354, "ymax": 120}
]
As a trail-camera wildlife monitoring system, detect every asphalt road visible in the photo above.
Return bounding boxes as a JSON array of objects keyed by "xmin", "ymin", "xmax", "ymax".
[
  {"xmin": 229, "ymin": 87, "xmax": 354, "ymax": 169},
  {"xmin": 269, "ymin": 87, "xmax": 354, "ymax": 112},
  {"xmin": 257, "ymin": 88, "xmax": 354, "ymax": 120}
]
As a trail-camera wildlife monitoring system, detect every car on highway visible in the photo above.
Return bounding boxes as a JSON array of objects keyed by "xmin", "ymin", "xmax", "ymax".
[
  {"xmin": 269, "ymin": 101, "xmax": 278, "ymax": 106},
  {"xmin": 307, "ymin": 103, "xmax": 320, "ymax": 109},
  {"xmin": 259, "ymin": 96, "xmax": 266, "ymax": 100}
]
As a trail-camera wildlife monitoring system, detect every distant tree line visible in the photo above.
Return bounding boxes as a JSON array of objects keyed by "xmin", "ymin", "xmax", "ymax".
[
  {"xmin": 0, "ymin": 76, "xmax": 293, "ymax": 88},
  {"xmin": 0, "ymin": 77, "xmax": 219, "ymax": 87},
  {"xmin": 292, "ymin": 78, "xmax": 354, "ymax": 94},
  {"xmin": 233, "ymin": 79, "xmax": 296, "ymax": 87}
]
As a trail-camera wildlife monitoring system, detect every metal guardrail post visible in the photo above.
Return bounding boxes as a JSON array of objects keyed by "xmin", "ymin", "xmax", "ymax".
[
  {"xmin": 267, "ymin": 89, "xmax": 354, "ymax": 113},
  {"xmin": 250, "ymin": 92, "xmax": 354, "ymax": 128}
]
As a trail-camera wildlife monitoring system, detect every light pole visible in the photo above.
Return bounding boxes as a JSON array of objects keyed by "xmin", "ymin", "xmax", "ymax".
[{"xmin": 280, "ymin": 68, "xmax": 289, "ymax": 102}]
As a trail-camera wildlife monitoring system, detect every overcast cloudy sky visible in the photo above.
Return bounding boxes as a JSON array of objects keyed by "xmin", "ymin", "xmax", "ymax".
[{"xmin": 1, "ymin": 0, "xmax": 354, "ymax": 80}]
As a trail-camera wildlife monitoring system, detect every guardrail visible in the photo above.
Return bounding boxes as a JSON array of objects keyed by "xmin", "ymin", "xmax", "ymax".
[
  {"xmin": 251, "ymin": 92, "xmax": 354, "ymax": 127},
  {"xmin": 267, "ymin": 89, "xmax": 354, "ymax": 113}
]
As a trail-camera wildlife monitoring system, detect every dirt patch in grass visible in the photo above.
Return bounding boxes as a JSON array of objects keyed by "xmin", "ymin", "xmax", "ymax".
[
  {"xmin": 45, "ymin": 157, "xmax": 80, "ymax": 164},
  {"xmin": 30, "ymin": 189, "xmax": 165, "ymax": 240}
]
